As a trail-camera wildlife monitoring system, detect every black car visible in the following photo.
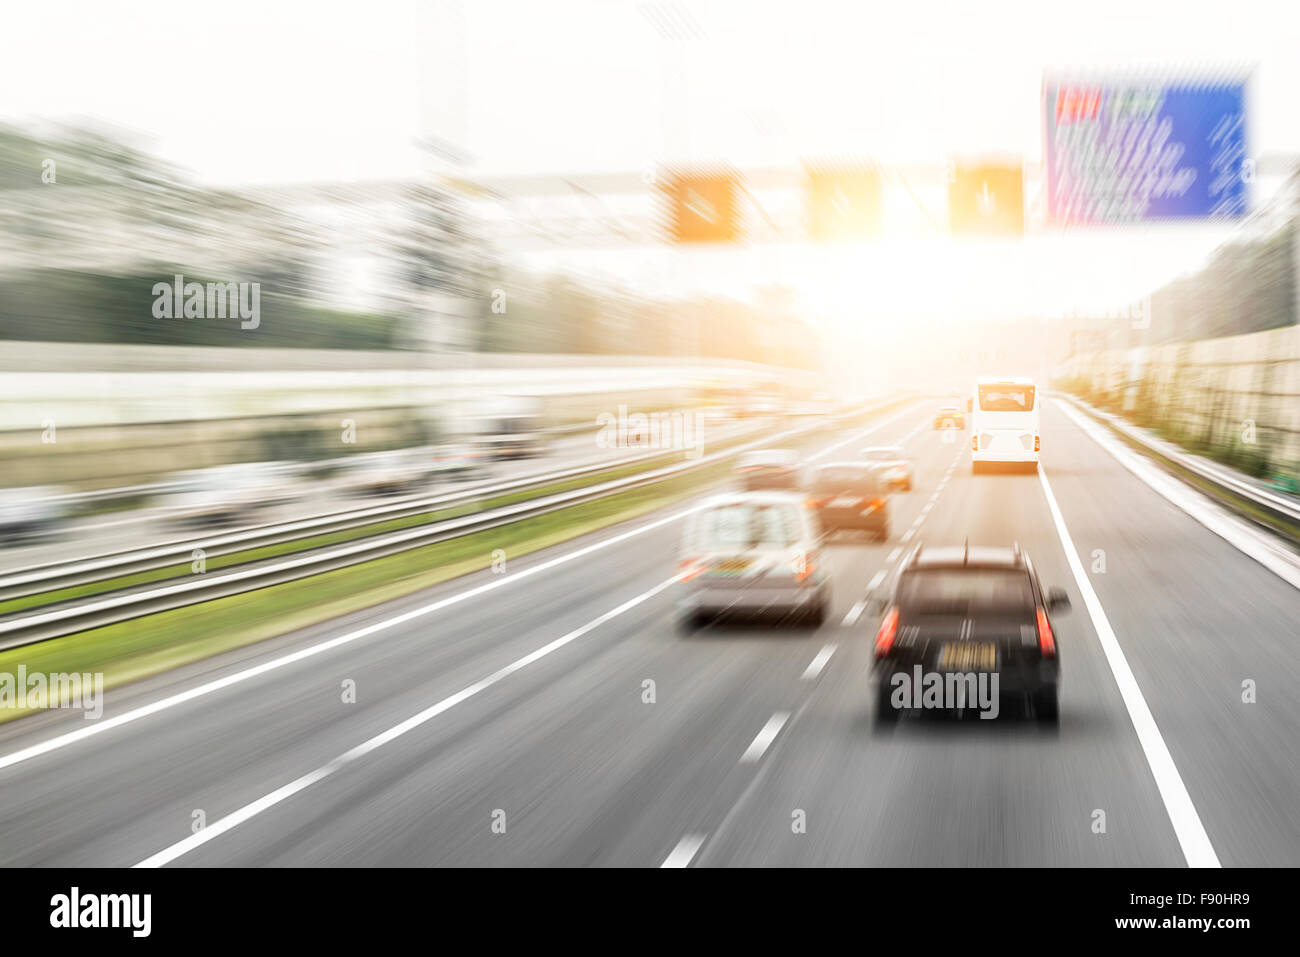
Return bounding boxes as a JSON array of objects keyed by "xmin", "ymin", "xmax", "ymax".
[
  {"xmin": 868, "ymin": 542, "xmax": 1070, "ymax": 723},
  {"xmin": 807, "ymin": 462, "xmax": 889, "ymax": 539}
]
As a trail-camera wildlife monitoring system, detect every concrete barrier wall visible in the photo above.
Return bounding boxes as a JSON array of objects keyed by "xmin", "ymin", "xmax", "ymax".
[{"xmin": 1056, "ymin": 323, "xmax": 1300, "ymax": 474}]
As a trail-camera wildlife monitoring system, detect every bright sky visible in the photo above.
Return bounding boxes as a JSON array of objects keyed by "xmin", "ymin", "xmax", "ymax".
[{"xmin": 5, "ymin": 0, "xmax": 1299, "ymax": 326}]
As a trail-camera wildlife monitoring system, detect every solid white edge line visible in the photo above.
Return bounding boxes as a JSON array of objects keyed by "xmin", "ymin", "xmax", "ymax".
[
  {"xmin": 1037, "ymin": 465, "xmax": 1220, "ymax": 868},
  {"xmin": 1055, "ymin": 399, "xmax": 1300, "ymax": 591},
  {"xmin": 661, "ymin": 833, "xmax": 707, "ymax": 868},
  {"xmin": 134, "ymin": 574, "xmax": 681, "ymax": 868},
  {"xmin": 801, "ymin": 644, "xmax": 837, "ymax": 680},
  {"xmin": 739, "ymin": 711, "xmax": 791, "ymax": 764}
]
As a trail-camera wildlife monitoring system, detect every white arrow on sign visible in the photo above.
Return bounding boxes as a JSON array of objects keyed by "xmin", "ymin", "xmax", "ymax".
[
  {"xmin": 976, "ymin": 181, "xmax": 996, "ymax": 216},
  {"xmin": 684, "ymin": 189, "xmax": 717, "ymax": 223},
  {"xmin": 831, "ymin": 186, "xmax": 851, "ymax": 218}
]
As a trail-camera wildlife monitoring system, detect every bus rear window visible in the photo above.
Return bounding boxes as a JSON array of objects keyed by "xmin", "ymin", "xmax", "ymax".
[{"xmin": 978, "ymin": 385, "xmax": 1035, "ymax": 412}]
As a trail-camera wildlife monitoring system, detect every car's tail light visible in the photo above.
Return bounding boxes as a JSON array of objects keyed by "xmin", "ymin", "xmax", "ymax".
[
  {"xmin": 1036, "ymin": 606, "xmax": 1056, "ymax": 657},
  {"xmin": 808, "ymin": 496, "xmax": 827, "ymax": 507},
  {"xmin": 971, "ymin": 435, "xmax": 978, "ymax": 451},
  {"xmin": 865, "ymin": 498, "xmax": 884, "ymax": 512},
  {"xmin": 678, "ymin": 557, "xmax": 707, "ymax": 582},
  {"xmin": 1034, "ymin": 435, "xmax": 1041, "ymax": 452},
  {"xmin": 794, "ymin": 552, "xmax": 815, "ymax": 581},
  {"xmin": 874, "ymin": 606, "xmax": 899, "ymax": 656}
]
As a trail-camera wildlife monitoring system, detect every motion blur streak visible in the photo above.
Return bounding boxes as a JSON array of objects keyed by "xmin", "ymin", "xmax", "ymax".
[
  {"xmin": 134, "ymin": 575, "xmax": 680, "ymax": 868},
  {"xmin": 1037, "ymin": 463, "xmax": 1220, "ymax": 867},
  {"xmin": 0, "ymin": 505, "xmax": 703, "ymax": 774},
  {"xmin": 3, "ymin": 0, "xmax": 1300, "ymax": 874}
]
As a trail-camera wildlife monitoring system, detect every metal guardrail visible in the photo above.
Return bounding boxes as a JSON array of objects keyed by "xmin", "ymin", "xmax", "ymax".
[
  {"xmin": 0, "ymin": 398, "xmax": 903, "ymax": 649},
  {"xmin": 28, "ymin": 418, "xmax": 649, "ymax": 510},
  {"xmin": 1057, "ymin": 393, "xmax": 1300, "ymax": 529},
  {"xmin": 0, "ymin": 412, "xmax": 755, "ymax": 602}
]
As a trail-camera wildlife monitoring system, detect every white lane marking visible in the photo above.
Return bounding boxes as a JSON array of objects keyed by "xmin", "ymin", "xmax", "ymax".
[
  {"xmin": 1038, "ymin": 466, "xmax": 1220, "ymax": 868},
  {"xmin": 887, "ymin": 547, "xmax": 902, "ymax": 562},
  {"xmin": 135, "ymin": 574, "xmax": 680, "ymax": 868},
  {"xmin": 1, "ymin": 404, "xmax": 933, "ymax": 776},
  {"xmin": 740, "ymin": 712, "xmax": 791, "ymax": 764},
  {"xmin": 921, "ymin": 502, "xmax": 933, "ymax": 514},
  {"xmin": 0, "ymin": 505, "xmax": 705, "ymax": 776},
  {"xmin": 805, "ymin": 402, "xmax": 929, "ymax": 463},
  {"xmin": 867, "ymin": 569, "xmax": 886, "ymax": 590},
  {"xmin": 900, "ymin": 529, "xmax": 914, "ymax": 543},
  {"xmin": 801, "ymin": 644, "xmax": 837, "ymax": 680},
  {"xmin": 1055, "ymin": 399, "xmax": 1300, "ymax": 591},
  {"xmin": 841, "ymin": 601, "xmax": 866, "ymax": 627},
  {"xmin": 662, "ymin": 833, "xmax": 707, "ymax": 868}
]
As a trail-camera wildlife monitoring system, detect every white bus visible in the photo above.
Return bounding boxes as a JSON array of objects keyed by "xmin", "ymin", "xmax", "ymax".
[{"xmin": 970, "ymin": 376, "xmax": 1039, "ymax": 473}]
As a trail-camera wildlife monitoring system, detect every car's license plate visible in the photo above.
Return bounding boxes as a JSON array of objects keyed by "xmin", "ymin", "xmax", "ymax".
[
  {"xmin": 830, "ymin": 496, "xmax": 860, "ymax": 508},
  {"xmin": 937, "ymin": 642, "xmax": 996, "ymax": 672},
  {"xmin": 711, "ymin": 558, "xmax": 751, "ymax": 575}
]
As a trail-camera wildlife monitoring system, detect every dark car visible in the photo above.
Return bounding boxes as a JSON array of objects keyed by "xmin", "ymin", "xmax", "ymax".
[
  {"xmin": 807, "ymin": 462, "xmax": 889, "ymax": 539},
  {"xmin": 861, "ymin": 446, "xmax": 913, "ymax": 491},
  {"xmin": 734, "ymin": 449, "xmax": 802, "ymax": 491},
  {"xmin": 868, "ymin": 542, "xmax": 1070, "ymax": 723}
]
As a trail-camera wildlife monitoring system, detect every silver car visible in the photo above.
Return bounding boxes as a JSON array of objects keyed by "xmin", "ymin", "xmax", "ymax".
[
  {"xmin": 676, "ymin": 492, "xmax": 830, "ymax": 631},
  {"xmin": 861, "ymin": 445, "xmax": 913, "ymax": 491}
]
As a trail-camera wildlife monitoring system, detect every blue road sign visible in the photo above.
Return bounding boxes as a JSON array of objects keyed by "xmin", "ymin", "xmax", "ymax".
[{"xmin": 1044, "ymin": 78, "xmax": 1248, "ymax": 224}]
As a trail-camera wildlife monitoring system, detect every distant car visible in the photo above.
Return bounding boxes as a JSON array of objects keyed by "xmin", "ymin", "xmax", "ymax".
[
  {"xmin": 869, "ymin": 542, "xmax": 1070, "ymax": 723},
  {"xmin": 934, "ymin": 405, "xmax": 965, "ymax": 429},
  {"xmin": 427, "ymin": 443, "xmax": 485, "ymax": 481},
  {"xmin": 470, "ymin": 396, "xmax": 547, "ymax": 460},
  {"xmin": 734, "ymin": 449, "xmax": 802, "ymax": 491},
  {"xmin": 676, "ymin": 492, "xmax": 830, "ymax": 630},
  {"xmin": 0, "ymin": 486, "xmax": 68, "ymax": 545},
  {"xmin": 159, "ymin": 463, "xmax": 297, "ymax": 526},
  {"xmin": 861, "ymin": 445, "xmax": 913, "ymax": 491},
  {"xmin": 808, "ymin": 462, "xmax": 889, "ymax": 539},
  {"xmin": 738, "ymin": 394, "xmax": 782, "ymax": 418},
  {"xmin": 335, "ymin": 448, "xmax": 435, "ymax": 497}
]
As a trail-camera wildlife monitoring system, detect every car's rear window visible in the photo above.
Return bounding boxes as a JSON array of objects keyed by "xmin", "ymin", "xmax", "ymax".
[
  {"xmin": 812, "ymin": 467, "xmax": 877, "ymax": 492},
  {"xmin": 696, "ymin": 503, "xmax": 803, "ymax": 548},
  {"xmin": 897, "ymin": 568, "xmax": 1034, "ymax": 614}
]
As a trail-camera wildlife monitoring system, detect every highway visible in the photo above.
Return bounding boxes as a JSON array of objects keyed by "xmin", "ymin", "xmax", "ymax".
[{"xmin": 1, "ymin": 397, "xmax": 1298, "ymax": 867}]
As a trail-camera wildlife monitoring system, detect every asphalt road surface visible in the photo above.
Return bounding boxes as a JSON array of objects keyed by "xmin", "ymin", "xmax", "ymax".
[{"xmin": 2, "ymin": 397, "xmax": 1298, "ymax": 867}]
